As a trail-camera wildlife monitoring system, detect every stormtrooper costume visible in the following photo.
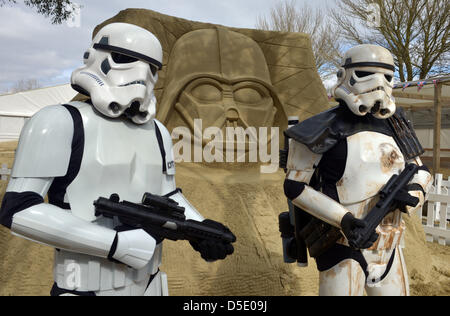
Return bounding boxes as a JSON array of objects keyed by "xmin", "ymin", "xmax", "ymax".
[
  {"xmin": 280, "ymin": 45, "xmax": 432, "ymax": 296},
  {"xmin": 0, "ymin": 23, "xmax": 234, "ymax": 296}
]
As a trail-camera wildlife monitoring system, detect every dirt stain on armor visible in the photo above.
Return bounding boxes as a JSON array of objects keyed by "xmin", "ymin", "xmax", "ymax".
[
  {"xmin": 385, "ymin": 230, "xmax": 396, "ymax": 250},
  {"xmin": 363, "ymin": 142, "xmax": 374, "ymax": 154},
  {"xmin": 354, "ymin": 266, "xmax": 365, "ymax": 295},
  {"xmin": 346, "ymin": 261, "xmax": 355, "ymax": 296},
  {"xmin": 322, "ymin": 267, "xmax": 337, "ymax": 279},
  {"xmin": 380, "ymin": 143, "xmax": 400, "ymax": 173}
]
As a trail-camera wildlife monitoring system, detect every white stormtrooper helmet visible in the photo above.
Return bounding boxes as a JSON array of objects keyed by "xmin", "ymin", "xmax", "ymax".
[
  {"xmin": 71, "ymin": 22, "xmax": 163, "ymax": 124},
  {"xmin": 333, "ymin": 44, "xmax": 396, "ymax": 119}
]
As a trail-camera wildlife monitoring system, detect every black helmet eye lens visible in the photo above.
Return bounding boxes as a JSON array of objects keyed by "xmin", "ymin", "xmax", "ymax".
[
  {"xmin": 384, "ymin": 75, "xmax": 393, "ymax": 82},
  {"xmin": 111, "ymin": 52, "xmax": 139, "ymax": 64},
  {"xmin": 355, "ymin": 71, "xmax": 374, "ymax": 78},
  {"xmin": 150, "ymin": 64, "xmax": 157, "ymax": 76}
]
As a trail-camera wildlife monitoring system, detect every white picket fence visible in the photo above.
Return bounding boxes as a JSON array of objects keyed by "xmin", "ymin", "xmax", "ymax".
[
  {"xmin": 422, "ymin": 173, "xmax": 450, "ymax": 246},
  {"xmin": 0, "ymin": 163, "xmax": 10, "ymax": 181}
]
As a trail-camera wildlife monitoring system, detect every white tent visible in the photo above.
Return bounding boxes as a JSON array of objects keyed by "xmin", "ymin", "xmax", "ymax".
[{"xmin": 0, "ymin": 84, "xmax": 77, "ymax": 142}]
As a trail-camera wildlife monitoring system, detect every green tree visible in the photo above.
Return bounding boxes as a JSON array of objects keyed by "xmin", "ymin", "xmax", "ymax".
[{"xmin": 0, "ymin": 0, "xmax": 77, "ymax": 24}]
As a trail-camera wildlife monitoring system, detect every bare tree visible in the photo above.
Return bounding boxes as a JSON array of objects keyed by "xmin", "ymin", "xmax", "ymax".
[
  {"xmin": 331, "ymin": 0, "xmax": 450, "ymax": 81},
  {"xmin": 7, "ymin": 79, "xmax": 41, "ymax": 93},
  {"xmin": 256, "ymin": 0, "xmax": 343, "ymax": 80},
  {"xmin": 0, "ymin": 0, "xmax": 77, "ymax": 24}
]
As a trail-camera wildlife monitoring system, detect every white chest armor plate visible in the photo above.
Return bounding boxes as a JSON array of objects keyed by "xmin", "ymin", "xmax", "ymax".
[
  {"xmin": 336, "ymin": 131, "xmax": 405, "ymax": 205},
  {"xmin": 66, "ymin": 102, "xmax": 164, "ymax": 222},
  {"xmin": 55, "ymin": 102, "xmax": 165, "ymax": 293},
  {"xmin": 335, "ymin": 131, "xmax": 406, "ymax": 253}
]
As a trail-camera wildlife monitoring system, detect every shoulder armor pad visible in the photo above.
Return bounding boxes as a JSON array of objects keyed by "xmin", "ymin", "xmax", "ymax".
[
  {"xmin": 284, "ymin": 106, "xmax": 341, "ymax": 154},
  {"xmin": 387, "ymin": 107, "xmax": 424, "ymax": 160},
  {"xmin": 12, "ymin": 105, "xmax": 73, "ymax": 178},
  {"xmin": 153, "ymin": 119, "xmax": 175, "ymax": 175},
  {"xmin": 285, "ymin": 104, "xmax": 394, "ymax": 154}
]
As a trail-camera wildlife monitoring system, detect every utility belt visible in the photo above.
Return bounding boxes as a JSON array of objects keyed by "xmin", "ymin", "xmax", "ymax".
[
  {"xmin": 279, "ymin": 205, "xmax": 404, "ymax": 266},
  {"xmin": 300, "ymin": 216, "xmax": 343, "ymax": 258},
  {"xmin": 279, "ymin": 205, "xmax": 342, "ymax": 265},
  {"xmin": 50, "ymin": 269, "xmax": 160, "ymax": 296}
]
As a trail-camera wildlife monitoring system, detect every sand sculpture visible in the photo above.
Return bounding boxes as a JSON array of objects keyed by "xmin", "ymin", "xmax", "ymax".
[
  {"xmin": 158, "ymin": 28, "xmax": 286, "ymax": 140},
  {"xmin": 92, "ymin": 9, "xmax": 330, "ymax": 123}
]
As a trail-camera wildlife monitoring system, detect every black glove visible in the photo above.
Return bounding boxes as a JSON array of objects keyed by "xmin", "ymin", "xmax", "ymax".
[
  {"xmin": 340, "ymin": 212, "xmax": 378, "ymax": 249},
  {"xmin": 278, "ymin": 212, "xmax": 294, "ymax": 238},
  {"xmin": 189, "ymin": 219, "xmax": 235, "ymax": 261},
  {"xmin": 398, "ymin": 184, "xmax": 422, "ymax": 213}
]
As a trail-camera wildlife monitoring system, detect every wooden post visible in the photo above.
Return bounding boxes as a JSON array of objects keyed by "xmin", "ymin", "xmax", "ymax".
[{"xmin": 433, "ymin": 83, "xmax": 442, "ymax": 175}]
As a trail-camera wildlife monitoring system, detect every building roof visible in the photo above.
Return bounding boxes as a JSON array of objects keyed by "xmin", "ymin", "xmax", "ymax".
[
  {"xmin": 0, "ymin": 84, "xmax": 77, "ymax": 118},
  {"xmin": 393, "ymin": 76, "xmax": 450, "ymax": 129}
]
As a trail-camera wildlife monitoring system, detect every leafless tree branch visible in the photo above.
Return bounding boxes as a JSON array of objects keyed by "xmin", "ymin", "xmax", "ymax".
[
  {"xmin": 331, "ymin": 0, "xmax": 449, "ymax": 81},
  {"xmin": 255, "ymin": 0, "xmax": 343, "ymax": 79}
]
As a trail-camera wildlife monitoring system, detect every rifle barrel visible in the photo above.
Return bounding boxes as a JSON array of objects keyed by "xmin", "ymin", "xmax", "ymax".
[{"xmin": 94, "ymin": 196, "xmax": 235, "ymax": 244}]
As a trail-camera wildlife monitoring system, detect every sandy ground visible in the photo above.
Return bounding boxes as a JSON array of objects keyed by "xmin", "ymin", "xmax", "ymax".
[{"xmin": 0, "ymin": 141, "xmax": 449, "ymax": 296}]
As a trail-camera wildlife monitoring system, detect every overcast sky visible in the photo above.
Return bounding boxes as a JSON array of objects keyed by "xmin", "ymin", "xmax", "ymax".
[{"xmin": 0, "ymin": 0, "xmax": 336, "ymax": 93}]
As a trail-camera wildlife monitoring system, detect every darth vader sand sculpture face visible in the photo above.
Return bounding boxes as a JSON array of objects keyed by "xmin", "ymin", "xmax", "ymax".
[
  {"xmin": 178, "ymin": 76, "xmax": 276, "ymax": 132},
  {"xmin": 158, "ymin": 28, "xmax": 286, "ymax": 150}
]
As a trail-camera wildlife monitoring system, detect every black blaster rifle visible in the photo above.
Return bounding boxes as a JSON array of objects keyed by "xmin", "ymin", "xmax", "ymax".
[
  {"xmin": 93, "ymin": 193, "xmax": 236, "ymax": 244},
  {"xmin": 350, "ymin": 162, "xmax": 420, "ymax": 248},
  {"xmin": 297, "ymin": 163, "xmax": 420, "ymax": 257}
]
